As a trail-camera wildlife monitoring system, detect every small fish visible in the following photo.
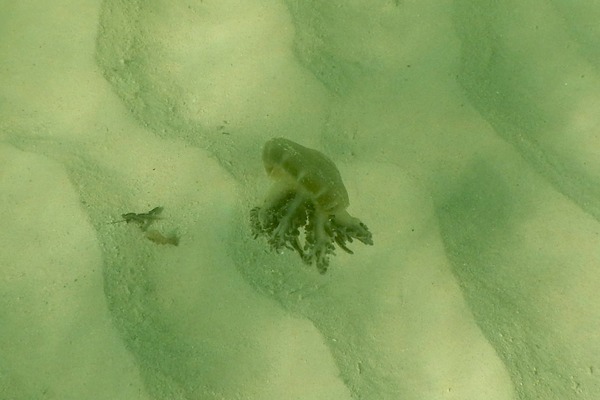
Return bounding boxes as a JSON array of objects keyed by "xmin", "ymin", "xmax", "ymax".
[
  {"xmin": 110, "ymin": 206, "xmax": 163, "ymax": 231},
  {"xmin": 145, "ymin": 229, "xmax": 179, "ymax": 246}
]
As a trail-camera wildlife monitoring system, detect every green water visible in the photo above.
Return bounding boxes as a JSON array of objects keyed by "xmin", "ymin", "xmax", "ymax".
[{"xmin": 1, "ymin": 1, "xmax": 600, "ymax": 399}]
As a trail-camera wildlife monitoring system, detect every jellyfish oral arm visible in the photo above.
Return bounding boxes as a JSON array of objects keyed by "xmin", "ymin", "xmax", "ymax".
[
  {"xmin": 270, "ymin": 194, "xmax": 306, "ymax": 249},
  {"xmin": 332, "ymin": 210, "xmax": 374, "ymax": 246}
]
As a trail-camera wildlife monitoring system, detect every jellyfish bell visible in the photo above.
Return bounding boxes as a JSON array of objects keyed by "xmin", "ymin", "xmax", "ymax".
[
  {"xmin": 262, "ymin": 138, "xmax": 348, "ymax": 212},
  {"xmin": 251, "ymin": 137, "xmax": 373, "ymax": 273}
]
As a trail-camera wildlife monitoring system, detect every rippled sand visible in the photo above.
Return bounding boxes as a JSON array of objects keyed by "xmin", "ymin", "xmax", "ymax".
[{"xmin": 2, "ymin": 1, "xmax": 600, "ymax": 399}]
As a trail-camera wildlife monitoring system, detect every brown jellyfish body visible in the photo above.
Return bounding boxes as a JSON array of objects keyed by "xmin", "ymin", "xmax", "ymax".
[{"xmin": 250, "ymin": 137, "xmax": 373, "ymax": 273}]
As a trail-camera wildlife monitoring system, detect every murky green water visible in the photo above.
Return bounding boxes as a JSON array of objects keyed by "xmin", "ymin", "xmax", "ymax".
[{"xmin": 2, "ymin": 1, "xmax": 600, "ymax": 399}]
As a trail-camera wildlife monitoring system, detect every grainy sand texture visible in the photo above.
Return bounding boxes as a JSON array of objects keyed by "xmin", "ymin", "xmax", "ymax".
[{"xmin": 1, "ymin": 1, "xmax": 600, "ymax": 399}]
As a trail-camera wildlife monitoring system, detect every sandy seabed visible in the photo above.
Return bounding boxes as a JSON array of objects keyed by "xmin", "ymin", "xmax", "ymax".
[{"xmin": 2, "ymin": 1, "xmax": 600, "ymax": 399}]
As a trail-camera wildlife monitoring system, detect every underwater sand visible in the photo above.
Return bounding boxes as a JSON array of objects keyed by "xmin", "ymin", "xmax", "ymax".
[{"xmin": 1, "ymin": 1, "xmax": 600, "ymax": 399}]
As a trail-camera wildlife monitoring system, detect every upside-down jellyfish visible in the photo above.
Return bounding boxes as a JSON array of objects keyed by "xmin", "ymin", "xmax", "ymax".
[{"xmin": 250, "ymin": 137, "xmax": 373, "ymax": 273}]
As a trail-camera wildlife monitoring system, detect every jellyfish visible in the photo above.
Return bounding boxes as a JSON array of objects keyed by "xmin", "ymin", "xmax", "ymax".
[{"xmin": 250, "ymin": 137, "xmax": 373, "ymax": 273}]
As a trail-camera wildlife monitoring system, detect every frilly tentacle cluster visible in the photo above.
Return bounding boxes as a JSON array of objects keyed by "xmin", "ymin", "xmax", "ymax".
[
  {"xmin": 250, "ymin": 193, "xmax": 373, "ymax": 273},
  {"xmin": 250, "ymin": 192, "xmax": 308, "ymax": 257}
]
